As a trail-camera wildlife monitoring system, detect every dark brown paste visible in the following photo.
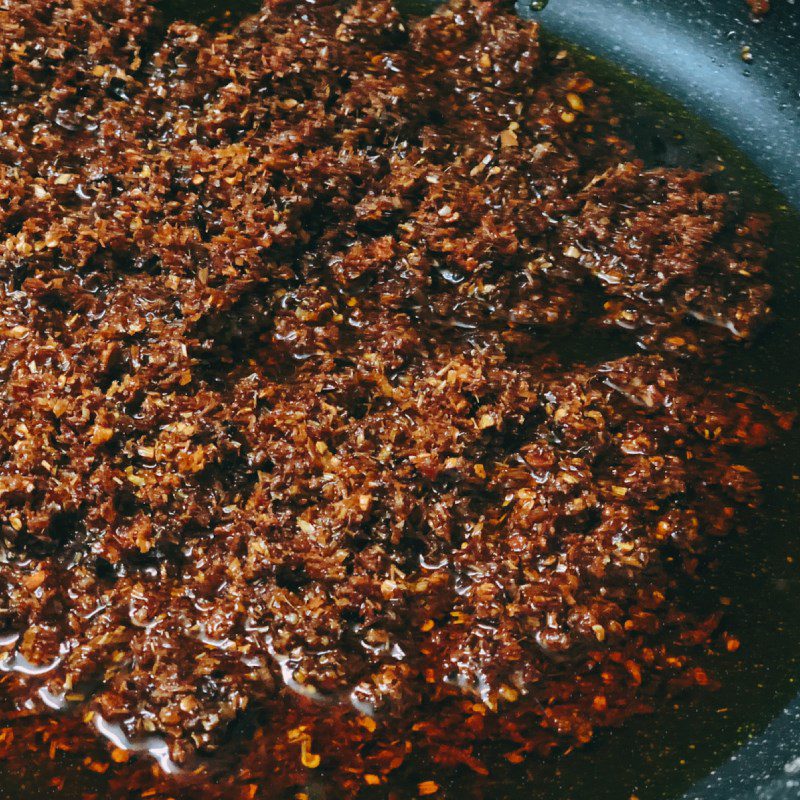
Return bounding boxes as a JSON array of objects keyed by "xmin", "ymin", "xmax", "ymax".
[{"xmin": 0, "ymin": 0, "xmax": 790, "ymax": 796}]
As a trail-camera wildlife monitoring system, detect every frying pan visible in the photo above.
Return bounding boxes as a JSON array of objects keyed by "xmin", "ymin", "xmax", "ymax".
[
  {"xmin": 525, "ymin": 3, "xmax": 800, "ymax": 798},
  {"xmin": 2, "ymin": 1, "xmax": 799, "ymax": 798}
]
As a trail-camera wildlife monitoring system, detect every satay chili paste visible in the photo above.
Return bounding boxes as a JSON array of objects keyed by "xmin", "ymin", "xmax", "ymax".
[{"xmin": 0, "ymin": 0, "xmax": 792, "ymax": 796}]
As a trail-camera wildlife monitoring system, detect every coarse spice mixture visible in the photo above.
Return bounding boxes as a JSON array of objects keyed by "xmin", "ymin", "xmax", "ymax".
[{"xmin": 0, "ymin": 0, "xmax": 792, "ymax": 796}]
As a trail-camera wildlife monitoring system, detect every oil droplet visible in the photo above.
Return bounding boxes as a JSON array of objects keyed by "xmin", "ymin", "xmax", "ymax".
[
  {"xmin": 94, "ymin": 714, "xmax": 181, "ymax": 774},
  {"xmin": 37, "ymin": 686, "xmax": 68, "ymax": 711},
  {"xmin": 0, "ymin": 652, "xmax": 61, "ymax": 676}
]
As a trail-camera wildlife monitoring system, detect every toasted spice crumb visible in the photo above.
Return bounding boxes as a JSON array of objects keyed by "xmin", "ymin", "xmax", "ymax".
[{"xmin": 746, "ymin": 0, "xmax": 770, "ymax": 15}]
